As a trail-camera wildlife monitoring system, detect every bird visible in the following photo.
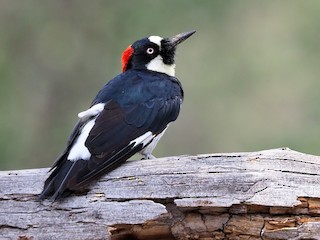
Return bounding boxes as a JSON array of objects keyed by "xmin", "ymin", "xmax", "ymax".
[{"xmin": 39, "ymin": 30, "xmax": 196, "ymax": 201}]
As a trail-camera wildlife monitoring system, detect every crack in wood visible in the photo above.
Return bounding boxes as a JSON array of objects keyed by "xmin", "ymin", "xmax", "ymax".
[
  {"xmin": 272, "ymin": 169, "xmax": 320, "ymax": 176},
  {"xmin": 109, "ymin": 198, "xmax": 320, "ymax": 239},
  {"xmin": 0, "ymin": 225, "xmax": 29, "ymax": 231}
]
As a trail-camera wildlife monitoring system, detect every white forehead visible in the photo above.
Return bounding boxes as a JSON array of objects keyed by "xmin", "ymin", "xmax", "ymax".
[{"xmin": 148, "ymin": 36, "xmax": 163, "ymax": 47}]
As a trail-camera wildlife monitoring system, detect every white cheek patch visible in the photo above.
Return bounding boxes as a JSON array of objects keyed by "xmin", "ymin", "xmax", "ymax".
[
  {"xmin": 78, "ymin": 103, "xmax": 105, "ymax": 120},
  {"xmin": 129, "ymin": 131, "xmax": 155, "ymax": 148},
  {"xmin": 67, "ymin": 118, "xmax": 96, "ymax": 161},
  {"xmin": 148, "ymin": 36, "xmax": 163, "ymax": 47},
  {"xmin": 146, "ymin": 55, "xmax": 176, "ymax": 76}
]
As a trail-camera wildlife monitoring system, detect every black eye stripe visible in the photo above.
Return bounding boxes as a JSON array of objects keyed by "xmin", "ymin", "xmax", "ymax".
[
  {"xmin": 145, "ymin": 43, "xmax": 159, "ymax": 56},
  {"xmin": 148, "ymin": 43, "xmax": 159, "ymax": 51}
]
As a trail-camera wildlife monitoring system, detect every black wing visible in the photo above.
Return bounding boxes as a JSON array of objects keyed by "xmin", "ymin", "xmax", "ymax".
[
  {"xmin": 67, "ymin": 96, "xmax": 181, "ymax": 190},
  {"xmin": 39, "ymin": 69, "xmax": 183, "ymax": 201},
  {"xmin": 39, "ymin": 96, "xmax": 181, "ymax": 200}
]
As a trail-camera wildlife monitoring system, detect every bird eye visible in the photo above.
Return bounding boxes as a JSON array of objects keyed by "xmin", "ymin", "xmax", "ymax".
[{"xmin": 146, "ymin": 48, "xmax": 154, "ymax": 55}]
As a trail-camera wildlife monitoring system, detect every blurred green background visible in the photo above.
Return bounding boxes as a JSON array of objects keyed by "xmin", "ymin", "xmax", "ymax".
[{"xmin": 1, "ymin": 0, "xmax": 320, "ymax": 170}]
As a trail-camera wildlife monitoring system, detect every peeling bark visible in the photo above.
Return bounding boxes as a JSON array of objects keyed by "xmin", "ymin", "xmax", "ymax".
[{"xmin": 1, "ymin": 148, "xmax": 320, "ymax": 239}]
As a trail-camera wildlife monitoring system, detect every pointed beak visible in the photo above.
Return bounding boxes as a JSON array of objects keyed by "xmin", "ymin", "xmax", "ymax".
[{"xmin": 168, "ymin": 30, "xmax": 196, "ymax": 47}]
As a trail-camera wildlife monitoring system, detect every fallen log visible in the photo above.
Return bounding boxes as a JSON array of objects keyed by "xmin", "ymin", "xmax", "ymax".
[{"xmin": 1, "ymin": 148, "xmax": 320, "ymax": 239}]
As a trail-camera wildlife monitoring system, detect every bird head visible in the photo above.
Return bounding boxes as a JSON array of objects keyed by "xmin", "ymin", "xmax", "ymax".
[{"xmin": 121, "ymin": 30, "xmax": 196, "ymax": 76}]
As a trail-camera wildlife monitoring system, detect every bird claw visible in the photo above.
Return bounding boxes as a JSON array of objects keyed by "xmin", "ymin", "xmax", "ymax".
[{"xmin": 141, "ymin": 154, "xmax": 156, "ymax": 160}]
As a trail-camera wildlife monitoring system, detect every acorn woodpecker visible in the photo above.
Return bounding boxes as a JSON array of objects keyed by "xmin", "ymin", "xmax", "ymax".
[{"xmin": 39, "ymin": 30, "xmax": 196, "ymax": 201}]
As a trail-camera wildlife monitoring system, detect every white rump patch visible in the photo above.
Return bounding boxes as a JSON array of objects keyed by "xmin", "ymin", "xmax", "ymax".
[
  {"xmin": 78, "ymin": 103, "xmax": 105, "ymax": 120},
  {"xmin": 148, "ymin": 36, "xmax": 163, "ymax": 47},
  {"xmin": 130, "ymin": 131, "xmax": 155, "ymax": 148},
  {"xmin": 68, "ymin": 119, "xmax": 96, "ymax": 161},
  {"xmin": 146, "ymin": 55, "xmax": 176, "ymax": 76}
]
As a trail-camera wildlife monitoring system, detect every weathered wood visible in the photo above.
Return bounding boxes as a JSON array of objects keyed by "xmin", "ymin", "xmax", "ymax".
[{"xmin": 1, "ymin": 148, "xmax": 320, "ymax": 239}]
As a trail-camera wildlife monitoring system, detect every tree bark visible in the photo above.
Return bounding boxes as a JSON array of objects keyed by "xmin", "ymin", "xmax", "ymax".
[{"xmin": 1, "ymin": 148, "xmax": 320, "ymax": 240}]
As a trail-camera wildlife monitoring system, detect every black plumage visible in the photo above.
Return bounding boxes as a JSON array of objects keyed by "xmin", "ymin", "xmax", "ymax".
[
  {"xmin": 39, "ymin": 70, "xmax": 183, "ymax": 200},
  {"xmin": 39, "ymin": 30, "xmax": 195, "ymax": 201}
]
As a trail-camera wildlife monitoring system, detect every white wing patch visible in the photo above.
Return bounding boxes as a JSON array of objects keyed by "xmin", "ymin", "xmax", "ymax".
[
  {"xmin": 146, "ymin": 55, "xmax": 176, "ymax": 76},
  {"xmin": 78, "ymin": 103, "xmax": 105, "ymax": 120},
  {"xmin": 129, "ymin": 131, "xmax": 155, "ymax": 148},
  {"xmin": 68, "ymin": 119, "xmax": 96, "ymax": 161},
  {"xmin": 68, "ymin": 103, "xmax": 106, "ymax": 161}
]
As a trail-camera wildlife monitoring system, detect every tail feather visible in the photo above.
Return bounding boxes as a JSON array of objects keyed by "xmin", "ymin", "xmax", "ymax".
[
  {"xmin": 38, "ymin": 159, "xmax": 74, "ymax": 201},
  {"xmin": 39, "ymin": 144, "xmax": 142, "ymax": 201},
  {"xmin": 50, "ymin": 161, "xmax": 77, "ymax": 201}
]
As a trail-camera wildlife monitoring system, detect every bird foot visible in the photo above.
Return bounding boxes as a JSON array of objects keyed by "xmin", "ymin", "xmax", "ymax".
[{"xmin": 141, "ymin": 154, "xmax": 156, "ymax": 160}]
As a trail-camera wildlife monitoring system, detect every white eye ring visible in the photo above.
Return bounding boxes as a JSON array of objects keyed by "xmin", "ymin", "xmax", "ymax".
[{"xmin": 146, "ymin": 48, "xmax": 154, "ymax": 54}]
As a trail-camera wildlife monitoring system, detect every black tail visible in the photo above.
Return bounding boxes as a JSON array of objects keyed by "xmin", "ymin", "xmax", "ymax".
[
  {"xmin": 38, "ymin": 154, "xmax": 126, "ymax": 201},
  {"xmin": 38, "ymin": 157, "xmax": 76, "ymax": 201},
  {"xmin": 39, "ymin": 144, "xmax": 142, "ymax": 201},
  {"xmin": 39, "ymin": 157, "xmax": 95, "ymax": 201}
]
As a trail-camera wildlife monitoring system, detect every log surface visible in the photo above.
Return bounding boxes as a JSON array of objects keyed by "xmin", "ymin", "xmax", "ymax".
[{"xmin": 1, "ymin": 148, "xmax": 320, "ymax": 239}]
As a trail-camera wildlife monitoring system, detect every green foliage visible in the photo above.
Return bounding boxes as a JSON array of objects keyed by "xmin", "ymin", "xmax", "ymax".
[{"xmin": 1, "ymin": 0, "xmax": 320, "ymax": 170}]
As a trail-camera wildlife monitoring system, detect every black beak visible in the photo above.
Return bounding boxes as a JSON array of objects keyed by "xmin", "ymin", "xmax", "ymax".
[{"xmin": 168, "ymin": 30, "xmax": 196, "ymax": 48}]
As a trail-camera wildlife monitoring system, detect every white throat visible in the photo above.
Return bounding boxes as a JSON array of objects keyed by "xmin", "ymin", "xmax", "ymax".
[
  {"xmin": 147, "ymin": 35, "xmax": 176, "ymax": 76},
  {"xmin": 146, "ymin": 55, "xmax": 176, "ymax": 76}
]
